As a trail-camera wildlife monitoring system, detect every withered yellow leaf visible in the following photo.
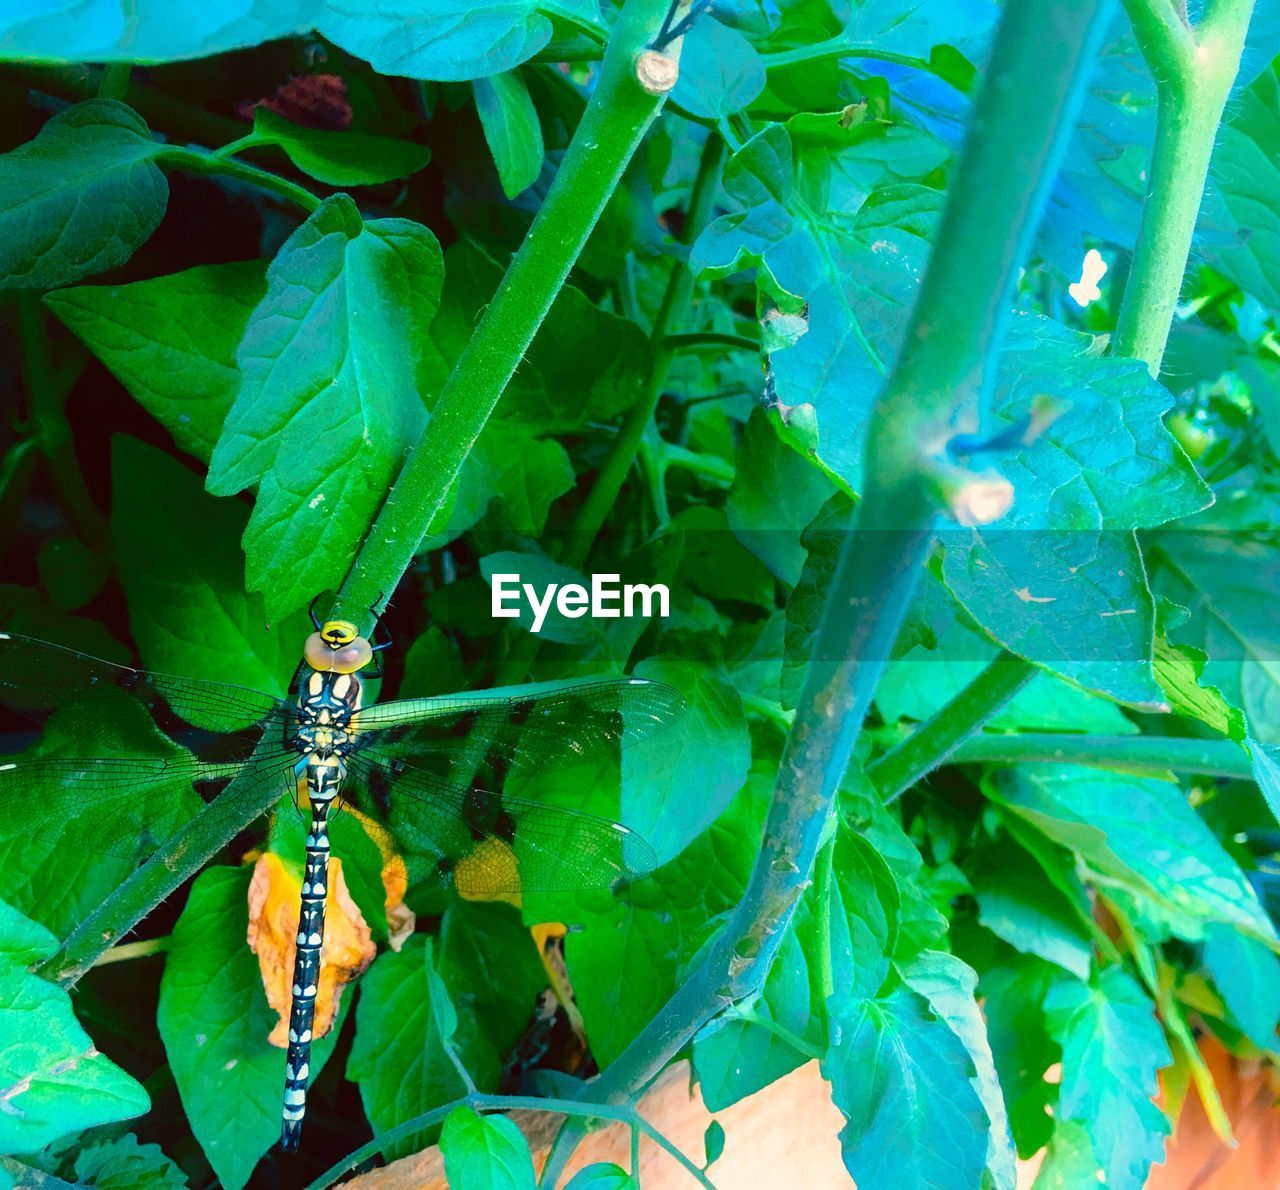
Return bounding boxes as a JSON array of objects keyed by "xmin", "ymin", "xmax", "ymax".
[{"xmin": 247, "ymin": 851, "xmax": 376, "ymax": 1048}]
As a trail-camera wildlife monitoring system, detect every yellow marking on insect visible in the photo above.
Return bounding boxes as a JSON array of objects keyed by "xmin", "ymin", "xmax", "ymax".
[{"xmin": 321, "ymin": 620, "xmax": 358, "ymax": 645}]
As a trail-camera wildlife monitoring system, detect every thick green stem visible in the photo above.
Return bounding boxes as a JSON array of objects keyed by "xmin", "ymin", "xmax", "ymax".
[
  {"xmin": 153, "ymin": 145, "xmax": 321, "ymax": 213},
  {"xmin": 336, "ymin": 0, "xmax": 675, "ymax": 624},
  {"xmin": 951, "ymin": 732, "xmax": 1252, "ymax": 778},
  {"xmin": 541, "ymin": 1, "xmax": 1112, "ymax": 1179},
  {"xmin": 867, "ymin": 656, "xmax": 1039, "ymax": 802},
  {"xmin": 1113, "ymin": 0, "xmax": 1256, "ymax": 373}
]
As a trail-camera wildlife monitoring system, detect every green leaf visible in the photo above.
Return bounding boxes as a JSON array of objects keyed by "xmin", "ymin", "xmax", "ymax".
[
  {"xmin": 901, "ymin": 951, "xmax": 1017, "ymax": 1190},
  {"xmin": 440, "ymin": 1107, "xmax": 537, "ymax": 1190},
  {"xmin": 71, "ymin": 1133, "xmax": 186, "ymax": 1190},
  {"xmin": 206, "ymin": 195, "xmax": 443, "ymax": 618},
  {"xmin": 569, "ymin": 773, "xmax": 769, "ymax": 1066},
  {"xmin": 981, "ymin": 956, "xmax": 1065, "ymax": 1158},
  {"xmin": 0, "ymin": 694, "xmax": 201, "ymax": 939},
  {"xmin": 823, "ymin": 987, "xmax": 989, "ymax": 1190},
  {"xmin": 425, "ymin": 242, "xmax": 651, "ymax": 433},
  {"xmin": 473, "ymin": 70, "xmax": 544, "ymax": 199},
  {"xmin": 1032, "ymin": 1121, "xmax": 1104, "ymax": 1189},
  {"xmin": 972, "ymin": 846, "xmax": 1094, "ymax": 980},
  {"xmin": 671, "ymin": 18, "xmax": 765, "ymax": 120},
  {"xmin": 944, "ymin": 529, "xmax": 1166, "ymax": 709},
  {"xmin": 989, "ymin": 765, "xmax": 1276, "ymax": 944},
  {"xmin": 1044, "ymin": 967, "xmax": 1172, "ymax": 1190},
  {"xmin": 318, "ymin": 0, "xmax": 572, "ymax": 82},
  {"xmin": 726, "ymin": 408, "xmax": 835, "ymax": 585},
  {"xmin": 111, "ymin": 435, "xmax": 308, "ymax": 697},
  {"xmin": 1202, "ymin": 922, "xmax": 1280, "ymax": 1050},
  {"xmin": 0, "ymin": 2, "xmax": 307, "ymax": 62},
  {"xmin": 0, "ymin": 899, "xmax": 148, "ymax": 1154},
  {"xmin": 36, "ymin": 535, "xmax": 109, "ymax": 613},
  {"xmin": 1153, "ymin": 629, "xmax": 1249, "ymax": 742},
  {"xmin": 244, "ymin": 108, "xmax": 430, "ymax": 186},
  {"xmin": 156, "ymin": 867, "xmax": 346, "ymax": 1190},
  {"xmin": 1200, "ymin": 64, "xmax": 1280, "ymax": 310},
  {"xmin": 45, "ymin": 262, "xmax": 266, "ymax": 463},
  {"xmin": 876, "ymin": 609, "xmax": 1141, "ymax": 735},
  {"xmin": 1151, "ymin": 533, "xmax": 1280, "ymax": 737},
  {"xmin": 439, "ymin": 899, "xmax": 547, "ymax": 1057},
  {"xmin": 703, "ymin": 1120, "xmax": 725, "ymax": 1167},
  {"xmin": 0, "ymin": 100, "xmax": 165, "ymax": 291},
  {"xmin": 564, "ymin": 1164, "xmax": 636, "ymax": 1190},
  {"xmin": 622, "ymin": 655, "xmax": 751, "ymax": 864},
  {"xmin": 347, "ymin": 937, "xmax": 500, "ymax": 1159}
]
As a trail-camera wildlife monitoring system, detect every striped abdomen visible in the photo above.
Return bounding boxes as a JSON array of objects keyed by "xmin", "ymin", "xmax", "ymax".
[{"xmin": 280, "ymin": 756, "xmax": 341, "ymax": 1152}]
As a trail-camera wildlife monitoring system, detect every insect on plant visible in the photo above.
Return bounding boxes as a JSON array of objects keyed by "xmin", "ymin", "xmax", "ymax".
[{"xmin": 0, "ymin": 617, "xmax": 683, "ymax": 1152}]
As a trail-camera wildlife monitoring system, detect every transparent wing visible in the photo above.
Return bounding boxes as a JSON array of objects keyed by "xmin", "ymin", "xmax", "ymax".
[
  {"xmin": 0, "ymin": 632, "xmax": 299, "ymax": 863},
  {"xmin": 0, "ymin": 631, "xmax": 291, "ymax": 736},
  {"xmin": 343, "ymin": 751, "xmax": 659, "ymax": 897},
  {"xmin": 0, "ymin": 745, "xmax": 299, "ymax": 864},
  {"xmin": 350, "ymin": 677, "xmax": 684, "ymax": 789}
]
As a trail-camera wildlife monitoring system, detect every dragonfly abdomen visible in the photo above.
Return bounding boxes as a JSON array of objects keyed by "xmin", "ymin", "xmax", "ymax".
[
  {"xmin": 280, "ymin": 763, "xmax": 335, "ymax": 1152},
  {"xmin": 281, "ymin": 669, "xmax": 363, "ymax": 1152}
]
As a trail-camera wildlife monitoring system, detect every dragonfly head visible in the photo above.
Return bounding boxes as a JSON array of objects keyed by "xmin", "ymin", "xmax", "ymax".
[{"xmin": 304, "ymin": 621, "xmax": 373, "ymax": 674}]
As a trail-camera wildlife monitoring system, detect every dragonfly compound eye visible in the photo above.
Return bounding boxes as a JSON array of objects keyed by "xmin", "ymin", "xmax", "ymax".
[{"xmin": 303, "ymin": 632, "xmax": 373, "ymax": 674}]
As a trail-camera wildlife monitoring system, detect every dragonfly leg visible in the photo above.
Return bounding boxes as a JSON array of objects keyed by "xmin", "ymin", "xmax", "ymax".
[{"xmin": 280, "ymin": 798, "xmax": 330, "ymax": 1152}]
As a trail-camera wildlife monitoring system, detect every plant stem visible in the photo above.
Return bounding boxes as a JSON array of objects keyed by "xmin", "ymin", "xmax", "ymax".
[
  {"xmin": 307, "ymin": 1091, "xmax": 709, "ymax": 1190},
  {"xmin": 868, "ymin": 655, "xmax": 1039, "ymax": 802},
  {"xmin": 40, "ymin": 756, "xmax": 283, "ymax": 985},
  {"xmin": 561, "ymin": 131, "xmax": 728, "ymax": 573},
  {"xmin": 92, "ymin": 936, "xmax": 170, "ymax": 965},
  {"xmin": 662, "ymin": 331, "xmax": 758, "ymax": 353},
  {"xmin": 1113, "ymin": 0, "xmax": 1257, "ymax": 373},
  {"xmin": 762, "ymin": 38, "xmax": 924, "ymax": 71},
  {"xmin": 540, "ymin": 1, "xmax": 1113, "ymax": 1179},
  {"xmin": 153, "ymin": 145, "xmax": 321, "ymax": 213},
  {"xmin": 950, "ymin": 732, "xmax": 1252, "ymax": 778},
  {"xmin": 882, "ymin": 0, "xmax": 1262, "ymax": 821},
  {"xmin": 98, "ymin": 62, "xmax": 131, "ymax": 100},
  {"xmin": 17, "ymin": 296, "xmax": 106, "ymax": 546},
  {"xmin": 335, "ymin": 0, "xmax": 677, "ymax": 624}
]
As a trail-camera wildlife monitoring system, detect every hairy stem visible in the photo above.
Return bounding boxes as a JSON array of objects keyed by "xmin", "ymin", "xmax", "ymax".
[
  {"xmin": 541, "ymin": 0, "xmax": 1113, "ymax": 1179},
  {"xmin": 1113, "ymin": 0, "xmax": 1257, "ymax": 372},
  {"xmin": 868, "ymin": 656, "xmax": 1040, "ymax": 802},
  {"xmin": 336, "ymin": 0, "xmax": 677, "ymax": 624}
]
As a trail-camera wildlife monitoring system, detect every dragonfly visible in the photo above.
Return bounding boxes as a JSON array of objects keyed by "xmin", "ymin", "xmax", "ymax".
[{"xmin": 0, "ymin": 611, "xmax": 683, "ymax": 1153}]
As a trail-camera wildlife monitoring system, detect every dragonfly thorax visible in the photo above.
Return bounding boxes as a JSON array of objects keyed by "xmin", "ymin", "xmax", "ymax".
[{"xmin": 294, "ymin": 670, "xmax": 362, "ymax": 761}]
